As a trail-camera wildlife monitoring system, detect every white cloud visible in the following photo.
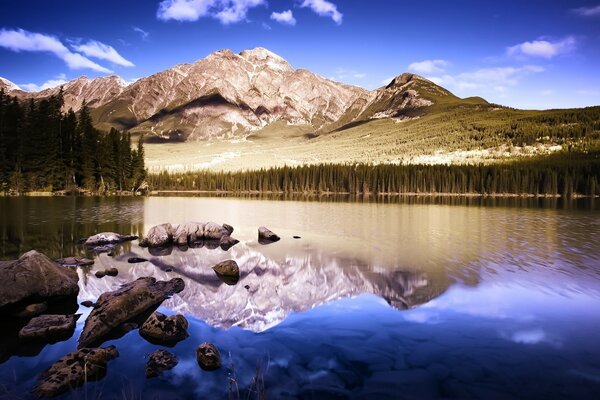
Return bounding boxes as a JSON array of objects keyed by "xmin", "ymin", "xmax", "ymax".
[
  {"xmin": 71, "ymin": 40, "xmax": 134, "ymax": 67},
  {"xmin": 334, "ymin": 68, "xmax": 366, "ymax": 81},
  {"xmin": 271, "ymin": 10, "xmax": 297, "ymax": 26},
  {"xmin": 300, "ymin": 0, "xmax": 343, "ymax": 25},
  {"xmin": 132, "ymin": 26, "xmax": 150, "ymax": 40},
  {"xmin": 507, "ymin": 36, "xmax": 576, "ymax": 59},
  {"xmin": 408, "ymin": 59, "xmax": 449, "ymax": 74},
  {"xmin": 571, "ymin": 5, "xmax": 600, "ymax": 17},
  {"xmin": 19, "ymin": 73, "xmax": 68, "ymax": 92},
  {"xmin": 157, "ymin": 0, "xmax": 265, "ymax": 24},
  {"xmin": 429, "ymin": 65, "xmax": 545, "ymax": 93},
  {"xmin": 0, "ymin": 28, "xmax": 112, "ymax": 73}
]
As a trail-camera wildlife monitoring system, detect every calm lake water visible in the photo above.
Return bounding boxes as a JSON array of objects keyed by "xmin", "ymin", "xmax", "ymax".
[{"xmin": 1, "ymin": 196, "xmax": 600, "ymax": 399}]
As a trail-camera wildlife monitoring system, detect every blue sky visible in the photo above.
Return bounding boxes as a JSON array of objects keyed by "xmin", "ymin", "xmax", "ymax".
[{"xmin": 1, "ymin": 0, "xmax": 599, "ymax": 109}]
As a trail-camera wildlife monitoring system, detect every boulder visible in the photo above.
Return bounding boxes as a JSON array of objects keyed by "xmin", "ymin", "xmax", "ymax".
[
  {"xmin": 219, "ymin": 235, "xmax": 239, "ymax": 250},
  {"xmin": 95, "ymin": 270, "xmax": 106, "ymax": 278},
  {"xmin": 141, "ymin": 222, "xmax": 234, "ymax": 248},
  {"xmin": 11, "ymin": 302, "xmax": 48, "ymax": 318},
  {"xmin": 19, "ymin": 314, "xmax": 80, "ymax": 343},
  {"xmin": 55, "ymin": 257, "xmax": 94, "ymax": 267},
  {"xmin": 34, "ymin": 346, "xmax": 119, "ymax": 398},
  {"xmin": 140, "ymin": 312, "xmax": 189, "ymax": 346},
  {"xmin": 105, "ymin": 267, "xmax": 119, "ymax": 277},
  {"xmin": 173, "ymin": 222, "xmax": 204, "ymax": 245},
  {"xmin": 258, "ymin": 226, "xmax": 280, "ymax": 243},
  {"xmin": 80, "ymin": 300, "xmax": 95, "ymax": 308},
  {"xmin": 222, "ymin": 223, "xmax": 234, "ymax": 234},
  {"xmin": 128, "ymin": 257, "xmax": 148, "ymax": 263},
  {"xmin": 203, "ymin": 222, "xmax": 230, "ymax": 240},
  {"xmin": 139, "ymin": 223, "xmax": 176, "ymax": 247},
  {"xmin": 196, "ymin": 342, "xmax": 222, "ymax": 371},
  {"xmin": 84, "ymin": 232, "xmax": 137, "ymax": 246},
  {"xmin": 78, "ymin": 277, "xmax": 185, "ymax": 348},
  {"xmin": 146, "ymin": 349, "xmax": 178, "ymax": 378},
  {"xmin": 0, "ymin": 250, "xmax": 79, "ymax": 315},
  {"xmin": 212, "ymin": 260, "xmax": 240, "ymax": 285}
]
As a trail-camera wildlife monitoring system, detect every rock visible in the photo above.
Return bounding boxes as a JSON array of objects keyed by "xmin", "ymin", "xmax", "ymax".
[
  {"xmin": 222, "ymin": 223, "xmax": 234, "ymax": 234},
  {"xmin": 0, "ymin": 250, "xmax": 79, "ymax": 315},
  {"xmin": 84, "ymin": 232, "xmax": 138, "ymax": 246},
  {"xmin": 34, "ymin": 346, "xmax": 119, "ymax": 398},
  {"xmin": 81, "ymin": 300, "xmax": 95, "ymax": 308},
  {"xmin": 140, "ymin": 312, "xmax": 189, "ymax": 346},
  {"xmin": 92, "ymin": 245, "xmax": 113, "ymax": 253},
  {"xmin": 128, "ymin": 257, "xmax": 148, "ymax": 263},
  {"xmin": 258, "ymin": 226, "xmax": 280, "ymax": 243},
  {"xmin": 55, "ymin": 257, "xmax": 94, "ymax": 267},
  {"xmin": 173, "ymin": 222, "xmax": 204, "ymax": 245},
  {"xmin": 146, "ymin": 349, "xmax": 178, "ymax": 378},
  {"xmin": 95, "ymin": 270, "xmax": 106, "ymax": 278},
  {"xmin": 140, "ymin": 223, "xmax": 176, "ymax": 247},
  {"xmin": 196, "ymin": 342, "xmax": 221, "ymax": 371},
  {"xmin": 78, "ymin": 277, "xmax": 185, "ymax": 348},
  {"xmin": 19, "ymin": 314, "xmax": 80, "ymax": 343},
  {"xmin": 219, "ymin": 235, "xmax": 239, "ymax": 250},
  {"xmin": 293, "ymin": 236, "xmax": 301, "ymax": 239},
  {"xmin": 212, "ymin": 260, "xmax": 240, "ymax": 285},
  {"xmin": 203, "ymin": 222, "xmax": 231, "ymax": 240},
  {"xmin": 11, "ymin": 302, "xmax": 48, "ymax": 318},
  {"xmin": 105, "ymin": 267, "xmax": 119, "ymax": 277},
  {"xmin": 149, "ymin": 246, "xmax": 173, "ymax": 256}
]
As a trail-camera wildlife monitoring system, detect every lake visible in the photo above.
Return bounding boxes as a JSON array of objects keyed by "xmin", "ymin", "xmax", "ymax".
[{"xmin": 1, "ymin": 196, "xmax": 600, "ymax": 399}]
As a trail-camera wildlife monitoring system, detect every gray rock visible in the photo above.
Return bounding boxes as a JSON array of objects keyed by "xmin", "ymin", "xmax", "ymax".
[
  {"xmin": 140, "ymin": 312, "xmax": 189, "ymax": 346},
  {"xmin": 222, "ymin": 223, "xmax": 234, "ymax": 234},
  {"xmin": 203, "ymin": 222, "xmax": 230, "ymax": 240},
  {"xmin": 84, "ymin": 232, "xmax": 137, "ymax": 246},
  {"xmin": 212, "ymin": 260, "xmax": 240, "ymax": 285},
  {"xmin": 78, "ymin": 277, "xmax": 185, "ymax": 348},
  {"xmin": 141, "ymin": 222, "xmax": 234, "ymax": 247},
  {"xmin": 146, "ymin": 349, "xmax": 178, "ymax": 378},
  {"xmin": 0, "ymin": 250, "xmax": 79, "ymax": 315},
  {"xmin": 196, "ymin": 342, "xmax": 221, "ymax": 371},
  {"xmin": 105, "ymin": 267, "xmax": 119, "ymax": 277},
  {"xmin": 19, "ymin": 314, "xmax": 80, "ymax": 343},
  {"xmin": 258, "ymin": 226, "xmax": 280, "ymax": 243},
  {"xmin": 140, "ymin": 223, "xmax": 176, "ymax": 247},
  {"xmin": 34, "ymin": 346, "xmax": 119, "ymax": 398},
  {"xmin": 219, "ymin": 235, "xmax": 239, "ymax": 250},
  {"xmin": 55, "ymin": 257, "xmax": 94, "ymax": 267}
]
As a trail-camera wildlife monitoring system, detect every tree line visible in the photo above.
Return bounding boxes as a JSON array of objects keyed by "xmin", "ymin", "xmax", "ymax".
[
  {"xmin": 148, "ymin": 151, "xmax": 600, "ymax": 197},
  {"xmin": 0, "ymin": 88, "xmax": 146, "ymax": 193}
]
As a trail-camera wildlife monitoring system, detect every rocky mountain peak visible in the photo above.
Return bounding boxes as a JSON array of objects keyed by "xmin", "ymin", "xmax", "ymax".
[{"xmin": 0, "ymin": 77, "xmax": 21, "ymax": 92}]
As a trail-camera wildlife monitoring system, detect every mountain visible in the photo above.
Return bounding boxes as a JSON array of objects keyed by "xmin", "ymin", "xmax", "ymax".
[
  {"xmin": 0, "ymin": 77, "xmax": 20, "ymax": 92},
  {"xmin": 1, "ymin": 47, "xmax": 458, "ymax": 141}
]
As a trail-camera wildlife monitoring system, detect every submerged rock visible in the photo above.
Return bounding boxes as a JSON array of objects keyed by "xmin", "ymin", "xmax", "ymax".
[
  {"xmin": 196, "ymin": 342, "xmax": 222, "ymax": 371},
  {"xmin": 105, "ymin": 267, "xmax": 119, "ymax": 277},
  {"xmin": 78, "ymin": 277, "xmax": 185, "ymax": 348},
  {"xmin": 92, "ymin": 245, "xmax": 114, "ymax": 253},
  {"xmin": 212, "ymin": 260, "xmax": 240, "ymax": 285},
  {"xmin": 80, "ymin": 300, "xmax": 95, "ymax": 308},
  {"xmin": 258, "ymin": 226, "xmax": 280, "ymax": 243},
  {"xmin": 128, "ymin": 257, "xmax": 148, "ymax": 263},
  {"xmin": 146, "ymin": 349, "xmax": 178, "ymax": 378},
  {"xmin": 34, "ymin": 346, "xmax": 119, "ymax": 398},
  {"xmin": 140, "ymin": 222, "xmax": 234, "ymax": 248},
  {"xmin": 95, "ymin": 270, "xmax": 106, "ymax": 278},
  {"xmin": 55, "ymin": 257, "xmax": 94, "ymax": 267},
  {"xmin": 0, "ymin": 250, "xmax": 79, "ymax": 315},
  {"xmin": 84, "ymin": 232, "xmax": 138, "ymax": 246},
  {"xmin": 140, "ymin": 312, "xmax": 189, "ymax": 346},
  {"xmin": 19, "ymin": 314, "xmax": 80, "ymax": 343}
]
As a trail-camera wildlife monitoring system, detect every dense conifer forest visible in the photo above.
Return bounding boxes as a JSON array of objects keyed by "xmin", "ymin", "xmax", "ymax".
[{"xmin": 0, "ymin": 88, "xmax": 146, "ymax": 193}]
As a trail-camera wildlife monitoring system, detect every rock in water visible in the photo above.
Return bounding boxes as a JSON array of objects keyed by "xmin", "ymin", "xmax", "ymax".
[
  {"xmin": 196, "ymin": 342, "xmax": 222, "ymax": 371},
  {"xmin": 34, "ymin": 346, "xmax": 119, "ymax": 398},
  {"xmin": 141, "ymin": 222, "xmax": 234, "ymax": 247},
  {"xmin": 78, "ymin": 277, "xmax": 185, "ymax": 348},
  {"xmin": 146, "ymin": 349, "xmax": 178, "ymax": 378},
  {"xmin": 222, "ymin": 223, "xmax": 234, "ymax": 234},
  {"xmin": 0, "ymin": 250, "xmax": 79, "ymax": 315},
  {"xmin": 19, "ymin": 314, "xmax": 80, "ymax": 343},
  {"xmin": 212, "ymin": 260, "xmax": 240, "ymax": 285},
  {"xmin": 219, "ymin": 235, "xmax": 239, "ymax": 250},
  {"xmin": 140, "ymin": 312, "xmax": 189, "ymax": 346},
  {"xmin": 128, "ymin": 257, "xmax": 148, "ymax": 263},
  {"xmin": 258, "ymin": 226, "xmax": 280, "ymax": 243},
  {"xmin": 84, "ymin": 232, "xmax": 137, "ymax": 246},
  {"xmin": 105, "ymin": 267, "xmax": 119, "ymax": 277},
  {"xmin": 203, "ymin": 222, "xmax": 231, "ymax": 240},
  {"xmin": 80, "ymin": 300, "xmax": 95, "ymax": 308},
  {"xmin": 11, "ymin": 302, "xmax": 48, "ymax": 318},
  {"xmin": 95, "ymin": 270, "xmax": 106, "ymax": 278},
  {"xmin": 139, "ymin": 223, "xmax": 176, "ymax": 247},
  {"xmin": 55, "ymin": 257, "xmax": 94, "ymax": 267}
]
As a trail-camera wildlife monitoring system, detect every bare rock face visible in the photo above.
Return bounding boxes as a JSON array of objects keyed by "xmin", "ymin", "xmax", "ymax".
[
  {"xmin": 212, "ymin": 260, "xmax": 240, "ymax": 285},
  {"xmin": 139, "ymin": 311, "xmax": 189, "ymax": 346},
  {"xmin": 196, "ymin": 342, "xmax": 221, "ymax": 371},
  {"xmin": 146, "ymin": 349, "xmax": 178, "ymax": 378},
  {"xmin": 78, "ymin": 277, "xmax": 185, "ymax": 348},
  {"xmin": 0, "ymin": 250, "xmax": 79, "ymax": 315},
  {"xmin": 19, "ymin": 314, "xmax": 80, "ymax": 343},
  {"xmin": 84, "ymin": 232, "xmax": 138, "ymax": 246},
  {"xmin": 258, "ymin": 226, "xmax": 280, "ymax": 243},
  {"xmin": 34, "ymin": 346, "xmax": 119, "ymax": 398}
]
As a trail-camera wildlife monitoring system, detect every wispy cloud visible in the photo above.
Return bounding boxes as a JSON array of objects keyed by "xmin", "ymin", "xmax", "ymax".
[
  {"xmin": 0, "ymin": 28, "xmax": 112, "ymax": 73},
  {"xmin": 507, "ymin": 36, "xmax": 576, "ymax": 59},
  {"xmin": 132, "ymin": 26, "xmax": 150, "ymax": 40},
  {"xmin": 577, "ymin": 89, "xmax": 600, "ymax": 96},
  {"xmin": 429, "ymin": 65, "xmax": 545, "ymax": 94},
  {"xmin": 334, "ymin": 68, "xmax": 366, "ymax": 81},
  {"xmin": 571, "ymin": 4, "xmax": 600, "ymax": 17},
  {"xmin": 157, "ymin": 0, "xmax": 266, "ymax": 24},
  {"xmin": 408, "ymin": 59, "xmax": 449, "ymax": 74},
  {"xmin": 270, "ymin": 10, "xmax": 297, "ymax": 26},
  {"xmin": 19, "ymin": 73, "xmax": 69, "ymax": 92},
  {"xmin": 300, "ymin": 0, "xmax": 343, "ymax": 25},
  {"xmin": 71, "ymin": 40, "xmax": 134, "ymax": 67}
]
